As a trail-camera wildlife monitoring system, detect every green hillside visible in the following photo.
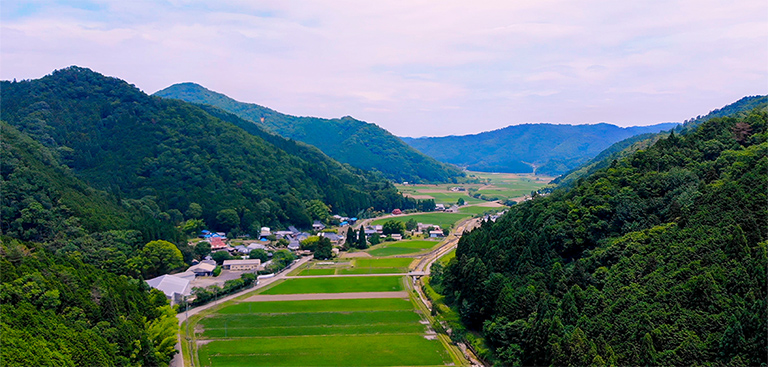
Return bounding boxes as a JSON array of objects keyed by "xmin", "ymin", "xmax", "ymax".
[
  {"xmin": 402, "ymin": 122, "xmax": 679, "ymax": 175},
  {"xmin": 431, "ymin": 110, "xmax": 767, "ymax": 365},
  {"xmin": 153, "ymin": 82, "xmax": 464, "ymax": 183},
  {"xmin": 1, "ymin": 67, "xmax": 409, "ymax": 234},
  {"xmin": 554, "ymin": 95, "xmax": 768, "ymax": 187}
]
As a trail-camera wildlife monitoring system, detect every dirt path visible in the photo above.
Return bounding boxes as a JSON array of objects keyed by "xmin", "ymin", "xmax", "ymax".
[
  {"xmin": 243, "ymin": 291, "xmax": 409, "ymax": 302},
  {"xmin": 340, "ymin": 251, "xmax": 372, "ymax": 258}
]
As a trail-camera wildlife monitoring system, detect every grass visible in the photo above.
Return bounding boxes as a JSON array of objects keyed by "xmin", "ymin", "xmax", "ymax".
[
  {"xmin": 371, "ymin": 212, "xmax": 471, "ymax": 229},
  {"xmin": 396, "ymin": 172, "xmax": 553, "ymax": 203},
  {"xmin": 217, "ymin": 298, "xmax": 413, "ymax": 314},
  {"xmin": 438, "ymin": 249, "xmax": 456, "ymax": 264},
  {"xmin": 354, "ymin": 258, "xmax": 414, "ymax": 268},
  {"xmin": 200, "ymin": 310, "xmax": 421, "ymax": 330},
  {"xmin": 296, "ymin": 268, "xmax": 336, "ymax": 276},
  {"xmin": 193, "ymin": 298, "xmax": 453, "ymax": 366},
  {"xmin": 458, "ymin": 205, "xmax": 505, "ymax": 216},
  {"xmin": 260, "ymin": 276, "xmax": 404, "ymax": 294},
  {"xmin": 198, "ymin": 334, "xmax": 449, "ymax": 367},
  {"xmin": 367, "ymin": 240, "xmax": 438, "ymax": 257}
]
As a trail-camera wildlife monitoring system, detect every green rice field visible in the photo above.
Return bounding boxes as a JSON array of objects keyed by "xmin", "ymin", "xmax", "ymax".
[
  {"xmin": 291, "ymin": 257, "xmax": 415, "ymax": 275},
  {"xmin": 371, "ymin": 212, "xmax": 471, "ymax": 229},
  {"xmin": 197, "ymin": 334, "xmax": 448, "ymax": 367},
  {"xmin": 395, "ymin": 171, "xmax": 552, "ymax": 203},
  {"xmin": 260, "ymin": 276, "xmax": 404, "ymax": 294},
  {"xmin": 367, "ymin": 240, "xmax": 438, "ymax": 256},
  {"xmin": 193, "ymin": 298, "xmax": 452, "ymax": 366}
]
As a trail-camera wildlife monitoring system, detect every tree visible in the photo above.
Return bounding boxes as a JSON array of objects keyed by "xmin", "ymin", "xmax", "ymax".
[
  {"xmin": 369, "ymin": 233, "xmax": 381, "ymax": 245},
  {"xmin": 405, "ymin": 218, "xmax": 418, "ymax": 231},
  {"xmin": 186, "ymin": 202, "xmax": 203, "ymax": 219},
  {"xmin": 211, "ymin": 251, "xmax": 233, "ymax": 265},
  {"xmin": 357, "ymin": 228, "xmax": 368, "ymax": 249},
  {"xmin": 306, "ymin": 199, "xmax": 331, "ymax": 222},
  {"xmin": 457, "ymin": 197, "xmax": 465, "ymax": 206},
  {"xmin": 301, "ymin": 236, "xmax": 320, "ymax": 251},
  {"xmin": 194, "ymin": 241, "xmax": 211, "ymax": 259},
  {"xmin": 180, "ymin": 219, "xmax": 205, "ymax": 235},
  {"xmin": 314, "ymin": 236, "xmax": 333, "ymax": 260},
  {"xmin": 135, "ymin": 240, "xmax": 185, "ymax": 278},
  {"xmin": 382, "ymin": 220, "xmax": 405, "ymax": 236},
  {"xmin": 216, "ymin": 209, "xmax": 240, "ymax": 232},
  {"xmin": 249, "ymin": 249, "xmax": 268, "ymax": 262},
  {"xmin": 345, "ymin": 228, "xmax": 356, "ymax": 249}
]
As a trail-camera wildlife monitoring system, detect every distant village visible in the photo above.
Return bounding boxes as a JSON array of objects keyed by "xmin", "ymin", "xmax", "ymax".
[{"xmin": 144, "ymin": 207, "xmax": 512, "ymax": 306}]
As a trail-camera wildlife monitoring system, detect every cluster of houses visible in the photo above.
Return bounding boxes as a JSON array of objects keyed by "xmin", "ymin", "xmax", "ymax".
[
  {"xmin": 434, "ymin": 203, "xmax": 460, "ymax": 212},
  {"xmin": 145, "ymin": 257, "xmax": 263, "ymax": 306},
  {"xmin": 359, "ymin": 222, "xmax": 445, "ymax": 239}
]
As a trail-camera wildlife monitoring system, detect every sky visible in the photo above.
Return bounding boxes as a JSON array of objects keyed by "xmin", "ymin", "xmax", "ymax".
[{"xmin": 1, "ymin": 1, "xmax": 766, "ymax": 137}]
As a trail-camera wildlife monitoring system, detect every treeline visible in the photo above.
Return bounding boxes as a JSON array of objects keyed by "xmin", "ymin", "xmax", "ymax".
[
  {"xmin": 432, "ymin": 111, "xmax": 767, "ymax": 365},
  {"xmin": 0, "ymin": 67, "xmax": 408, "ymax": 235},
  {"xmin": 0, "ymin": 240, "xmax": 178, "ymax": 366}
]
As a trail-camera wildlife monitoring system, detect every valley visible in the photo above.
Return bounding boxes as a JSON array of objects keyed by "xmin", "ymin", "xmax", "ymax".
[
  {"xmin": 178, "ymin": 213, "xmax": 481, "ymax": 367},
  {"xmin": 1, "ymin": 65, "xmax": 765, "ymax": 367}
]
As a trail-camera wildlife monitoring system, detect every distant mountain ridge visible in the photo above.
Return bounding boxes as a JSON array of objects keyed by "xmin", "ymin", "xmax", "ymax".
[
  {"xmin": 401, "ymin": 122, "xmax": 679, "ymax": 175},
  {"xmin": 154, "ymin": 83, "xmax": 464, "ymax": 183},
  {"xmin": 553, "ymin": 95, "xmax": 768, "ymax": 187}
]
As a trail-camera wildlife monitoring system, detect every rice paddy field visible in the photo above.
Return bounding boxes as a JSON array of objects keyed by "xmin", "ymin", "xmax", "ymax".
[
  {"xmin": 370, "ymin": 212, "xmax": 471, "ymax": 229},
  {"xmin": 190, "ymin": 280, "xmax": 458, "ymax": 366},
  {"xmin": 367, "ymin": 240, "xmax": 439, "ymax": 257},
  {"xmin": 289, "ymin": 257, "xmax": 417, "ymax": 276},
  {"xmin": 260, "ymin": 276, "xmax": 404, "ymax": 294},
  {"xmin": 396, "ymin": 171, "xmax": 553, "ymax": 203}
]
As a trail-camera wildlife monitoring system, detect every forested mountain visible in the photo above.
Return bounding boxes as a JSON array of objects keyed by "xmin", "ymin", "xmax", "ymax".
[
  {"xmin": 0, "ymin": 66, "xmax": 424, "ymax": 365},
  {"xmin": 554, "ymin": 95, "xmax": 768, "ymax": 187},
  {"xmin": 680, "ymin": 95, "xmax": 768, "ymax": 130},
  {"xmin": 154, "ymin": 82, "xmax": 464, "ymax": 183},
  {"xmin": 1, "ymin": 240, "xmax": 178, "ymax": 366},
  {"xmin": 1, "ymin": 122, "xmax": 183, "ymax": 364},
  {"xmin": 1, "ymin": 67, "xmax": 409, "ymax": 235},
  {"xmin": 431, "ymin": 110, "xmax": 767, "ymax": 365},
  {"xmin": 402, "ymin": 122, "xmax": 678, "ymax": 175}
]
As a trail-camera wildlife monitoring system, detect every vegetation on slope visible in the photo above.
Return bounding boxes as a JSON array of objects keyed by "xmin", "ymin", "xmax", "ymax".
[
  {"xmin": 0, "ymin": 240, "xmax": 179, "ymax": 366},
  {"xmin": 154, "ymin": 82, "xmax": 464, "ymax": 183},
  {"xmin": 555, "ymin": 95, "xmax": 768, "ymax": 188},
  {"xmin": 431, "ymin": 111, "xmax": 767, "ymax": 366},
  {"xmin": 1, "ymin": 67, "xmax": 408, "ymax": 235},
  {"xmin": 402, "ymin": 122, "xmax": 678, "ymax": 175}
]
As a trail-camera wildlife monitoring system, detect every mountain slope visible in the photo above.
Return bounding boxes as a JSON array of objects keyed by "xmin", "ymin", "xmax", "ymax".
[
  {"xmin": 554, "ymin": 95, "xmax": 768, "ymax": 187},
  {"xmin": 402, "ymin": 122, "xmax": 678, "ymax": 175},
  {"xmin": 0, "ymin": 67, "xmax": 405, "ymax": 233},
  {"xmin": 431, "ymin": 110, "xmax": 768, "ymax": 366},
  {"xmin": 153, "ymin": 82, "xmax": 464, "ymax": 183}
]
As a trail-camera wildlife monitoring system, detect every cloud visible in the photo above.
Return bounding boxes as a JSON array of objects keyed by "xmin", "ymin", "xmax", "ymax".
[{"xmin": 1, "ymin": 0, "xmax": 766, "ymax": 137}]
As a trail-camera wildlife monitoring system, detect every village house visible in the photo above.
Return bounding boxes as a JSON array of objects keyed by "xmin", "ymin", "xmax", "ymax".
[
  {"xmin": 146, "ymin": 274, "xmax": 191, "ymax": 306},
  {"xmin": 445, "ymin": 205, "xmax": 459, "ymax": 213},
  {"xmin": 435, "ymin": 204, "xmax": 445, "ymax": 211},
  {"xmin": 390, "ymin": 233, "xmax": 403, "ymax": 241},
  {"xmin": 319, "ymin": 232, "xmax": 343, "ymax": 245},
  {"xmin": 287, "ymin": 239, "xmax": 301, "ymax": 251},
  {"xmin": 186, "ymin": 262, "xmax": 216, "ymax": 277},
  {"xmin": 312, "ymin": 221, "xmax": 326, "ymax": 231},
  {"xmin": 222, "ymin": 259, "xmax": 261, "ymax": 271},
  {"xmin": 209, "ymin": 237, "xmax": 228, "ymax": 251},
  {"xmin": 429, "ymin": 230, "xmax": 445, "ymax": 238},
  {"xmin": 259, "ymin": 227, "xmax": 272, "ymax": 239},
  {"xmin": 247, "ymin": 243, "xmax": 267, "ymax": 251}
]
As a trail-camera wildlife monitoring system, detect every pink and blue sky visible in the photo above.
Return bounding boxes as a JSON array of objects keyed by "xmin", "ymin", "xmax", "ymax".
[{"xmin": 1, "ymin": 0, "xmax": 766, "ymax": 136}]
